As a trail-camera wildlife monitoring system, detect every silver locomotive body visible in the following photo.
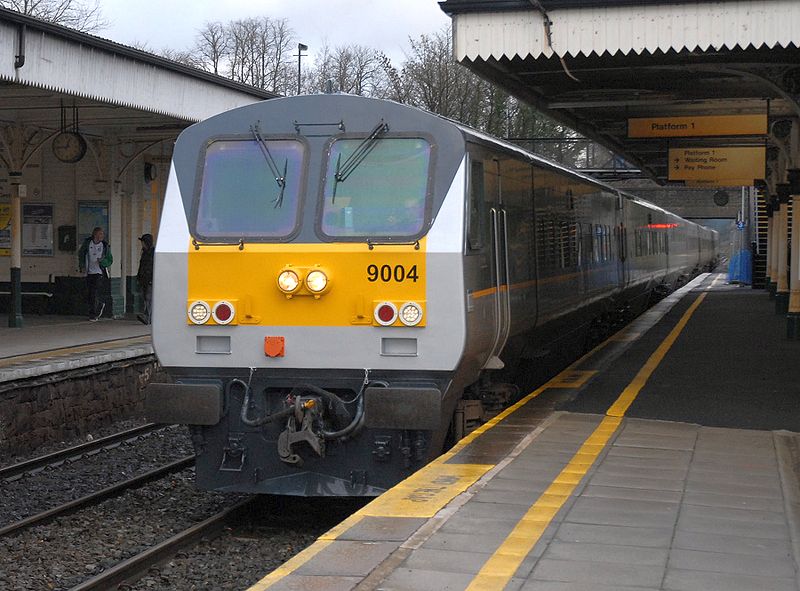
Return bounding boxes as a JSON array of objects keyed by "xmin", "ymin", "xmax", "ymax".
[{"xmin": 147, "ymin": 95, "xmax": 717, "ymax": 496}]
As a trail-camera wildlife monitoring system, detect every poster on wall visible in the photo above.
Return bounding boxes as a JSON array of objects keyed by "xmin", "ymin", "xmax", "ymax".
[
  {"xmin": 0, "ymin": 202, "xmax": 9, "ymax": 256},
  {"xmin": 77, "ymin": 201, "xmax": 109, "ymax": 243},
  {"xmin": 22, "ymin": 203, "xmax": 54, "ymax": 256}
]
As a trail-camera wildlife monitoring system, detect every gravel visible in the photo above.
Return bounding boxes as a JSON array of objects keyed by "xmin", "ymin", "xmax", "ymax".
[
  {"xmin": 129, "ymin": 496, "xmax": 368, "ymax": 591},
  {"xmin": 4, "ymin": 416, "xmax": 152, "ymax": 467},
  {"xmin": 0, "ymin": 424, "xmax": 193, "ymax": 528},
  {"xmin": 0, "ymin": 468, "xmax": 245, "ymax": 591}
]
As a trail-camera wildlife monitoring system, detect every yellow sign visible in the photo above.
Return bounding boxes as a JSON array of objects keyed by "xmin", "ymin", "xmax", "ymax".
[
  {"xmin": 668, "ymin": 147, "xmax": 765, "ymax": 183},
  {"xmin": 0, "ymin": 202, "xmax": 10, "ymax": 256},
  {"xmin": 629, "ymin": 114, "xmax": 767, "ymax": 138},
  {"xmin": 684, "ymin": 179, "xmax": 756, "ymax": 188}
]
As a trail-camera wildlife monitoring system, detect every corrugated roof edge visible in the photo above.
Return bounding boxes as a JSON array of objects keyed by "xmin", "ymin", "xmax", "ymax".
[
  {"xmin": 440, "ymin": 0, "xmax": 743, "ymax": 15},
  {"xmin": 0, "ymin": 7, "xmax": 279, "ymax": 101}
]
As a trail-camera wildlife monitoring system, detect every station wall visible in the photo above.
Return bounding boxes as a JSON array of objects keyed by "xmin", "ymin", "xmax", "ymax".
[{"xmin": 0, "ymin": 138, "xmax": 170, "ymax": 318}]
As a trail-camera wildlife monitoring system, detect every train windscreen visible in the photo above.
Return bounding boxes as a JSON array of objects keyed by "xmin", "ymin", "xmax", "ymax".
[
  {"xmin": 195, "ymin": 139, "xmax": 305, "ymax": 239},
  {"xmin": 321, "ymin": 137, "xmax": 430, "ymax": 238}
]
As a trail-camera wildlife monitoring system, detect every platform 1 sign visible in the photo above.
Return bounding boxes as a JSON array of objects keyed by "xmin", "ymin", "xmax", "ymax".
[
  {"xmin": 669, "ymin": 147, "xmax": 765, "ymax": 184},
  {"xmin": 629, "ymin": 114, "xmax": 767, "ymax": 138}
]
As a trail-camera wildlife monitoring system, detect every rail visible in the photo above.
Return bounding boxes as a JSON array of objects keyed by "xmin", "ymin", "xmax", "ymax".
[
  {"xmin": 0, "ymin": 422, "xmax": 165, "ymax": 482},
  {"xmin": 67, "ymin": 498, "xmax": 255, "ymax": 591},
  {"xmin": 0, "ymin": 456, "xmax": 194, "ymax": 538}
]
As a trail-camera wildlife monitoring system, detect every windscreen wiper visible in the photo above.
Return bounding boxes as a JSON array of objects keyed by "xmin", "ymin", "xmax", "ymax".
[
  {"xmin": 251, "ymin": 121, "xmax": 287, "ymax": 208},
  {"xmin": 332, "ymin": 120, "xmax": 389, "ymax": 203}
]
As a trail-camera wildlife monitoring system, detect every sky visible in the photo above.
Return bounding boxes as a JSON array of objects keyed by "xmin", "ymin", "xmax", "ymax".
[{"xmin": 100, "ymin": 0, "xmax": 451, "ymax": 66}]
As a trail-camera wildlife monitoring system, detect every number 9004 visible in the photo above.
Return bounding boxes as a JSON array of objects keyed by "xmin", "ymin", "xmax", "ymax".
[{"xmin": 367, "ymin": 264, "xmax": 419, "ymax": 283}]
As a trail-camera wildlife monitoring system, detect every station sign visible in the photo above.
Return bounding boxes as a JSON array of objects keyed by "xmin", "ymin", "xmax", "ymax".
[
  {"xmin": 628, "ymin": 114, "xmax": 767, "ymax": 138},
  {"xmin": 683, "ymin": 178, "xmax": 757, "ymax": 188},
  {"xmin": 668, "ymin": 147, "xmax": 765, "ymax": 183}
]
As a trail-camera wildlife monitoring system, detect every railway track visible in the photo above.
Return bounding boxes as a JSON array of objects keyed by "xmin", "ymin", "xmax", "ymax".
[
  {"xmin": 0, "ymin": 422, "xmax": 168, "ymax": 483},
  {"xmin": 67, "ymin": 497, "xmax": 255, "ymax": 591},
  {"xmin": 0, "ymin": 455, "xmax": 195, "ymax": 537}
]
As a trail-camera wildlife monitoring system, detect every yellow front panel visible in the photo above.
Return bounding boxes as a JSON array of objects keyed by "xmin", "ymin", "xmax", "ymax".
[{"xmin": 187, "ymin": 240, "xmax": 427, "ymax": 327}]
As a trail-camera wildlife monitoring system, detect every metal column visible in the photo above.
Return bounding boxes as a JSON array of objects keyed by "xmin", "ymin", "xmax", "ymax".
[
  {"xmin": 766, "ymin": 201, "xmax": 774, "ymax": 294},
  {"xmin": 775, "ymin": 184, "xmax": 791, "ymax": 314},
  {"xmin": 787, "ymin": 169, "xmax": 800, "ymax": 338},
  {"xmin": 8, "ymin": 172, "xmax": 23, "ymax": 328}
]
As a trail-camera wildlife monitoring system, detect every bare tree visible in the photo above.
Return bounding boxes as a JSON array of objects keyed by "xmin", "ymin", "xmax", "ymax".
[
  {"xmin": 223, "ymin": 17, "xmax": 295, "ymax": 94},
  {"xmin": 194, "ymin": 21, "xmax": 228, "ymax": 75},
  {"xmin": 0, "ymin": 0, "xmax": 107, "ymax": 32},
  {"xmin": 305, "ymin": 43, "xmax": 390, "ymax": 97},
  {"xmin": 404, "ymin": 28, "xmax": 488, "ymax": 127}
]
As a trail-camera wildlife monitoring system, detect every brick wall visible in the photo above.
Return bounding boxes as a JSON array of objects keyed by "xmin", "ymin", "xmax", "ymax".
[{"xmin": 0, "ymin": 356, "xmax": 168, "ymax": 454}]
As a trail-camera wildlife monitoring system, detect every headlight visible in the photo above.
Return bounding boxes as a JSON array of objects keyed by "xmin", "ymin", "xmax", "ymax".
[
  {"xmin": 306, "ymin": 270, "xmax": 328, "ymax": 293},
  {"xmin": 188, "ymin": 301, "xmax": 210, "ymax": 324},
  {"xmin": 278, "ymin": 270, "xmax": 300, "ymax": 293},
  {"xmin": 399, "ymin": 302, "xmax": 423, "ymax": 326}
]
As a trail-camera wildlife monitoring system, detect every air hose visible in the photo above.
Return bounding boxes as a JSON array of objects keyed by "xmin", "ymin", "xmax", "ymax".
[
  {"xmin": 291, "ymin": 383, "xmax": 366, "ymax": 440},
  {"xmin": 233, "ymin": 379, "xmax": 294, "ymax": 427}
]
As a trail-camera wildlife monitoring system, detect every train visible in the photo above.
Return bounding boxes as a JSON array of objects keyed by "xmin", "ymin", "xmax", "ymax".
[{"xmin": 145, "ymin": 94, "xmax": 718, "ymax": 496}]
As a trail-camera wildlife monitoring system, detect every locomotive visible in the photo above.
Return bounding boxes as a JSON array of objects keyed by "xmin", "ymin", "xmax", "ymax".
[{"xmin": 145, "ymin": 94, "xmax": 717, "ymax": 496}]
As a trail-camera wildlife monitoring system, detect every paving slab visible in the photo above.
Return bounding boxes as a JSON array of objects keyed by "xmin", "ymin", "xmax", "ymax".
[
  {"xmin": 667, "ymin": 548, "xmax": 796, "ymax": 578},
  {"xmin": 267, "ymin": 575, "xmax": 361, "ymax": 591},
  {"xmin": 663, "ymin": 568, "xmax": 796, "ymax": 591},
  {"xmin": 542, "ymin": 540, "xmax": 668, "ymax": 566},
  {"xmin": 530, "ymin": 558, "xmax": 665, "ymax": 587},
  {"xmin": 672, "ymin": 530, "xmax": 793, "ymax": 558},
  {"xmin": 294, "ymin": 541, "xmax": 399, "ymax": 577},
  {"xmin": 554, "ymin": 522, "xmax": 675, "ymax": 548}
]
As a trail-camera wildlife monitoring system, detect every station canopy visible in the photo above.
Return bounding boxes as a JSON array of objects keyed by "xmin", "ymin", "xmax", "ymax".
[
  {"xmin": 0, "ymin": 8, "xmax": 275, "ymax": 167},
  {"xmin": 440, "ymin": 0, "xmax": 800, "ymax": 185}
]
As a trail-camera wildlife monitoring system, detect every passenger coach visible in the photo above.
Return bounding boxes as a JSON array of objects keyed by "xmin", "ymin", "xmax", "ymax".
[{"xmin": 146, "ymin": 95, "xmax": 717, "ymax": 496}]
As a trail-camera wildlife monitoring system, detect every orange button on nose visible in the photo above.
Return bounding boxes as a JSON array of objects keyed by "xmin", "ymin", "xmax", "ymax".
[{"xmin": 264, "ymin": 336, "xmax": 285, "ymax": 357}]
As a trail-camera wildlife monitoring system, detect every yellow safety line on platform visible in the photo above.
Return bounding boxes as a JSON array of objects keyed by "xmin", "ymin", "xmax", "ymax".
[
  {"xmin": 245, "ymin": 333, "xmax": 619, "ymax": 591},
  {"xmin": 606, "ymin": 292, "xmax": 706, "ymax": 417},
  {"xmin": 246, "ymin": 282, "xmax": 709, "ymax": 591},
  {"xmin": 0, "ymin": 336, "xmax": 151, "ymax": 368},
  {"xmin": 465, "ymin": 416, "xmax": 622, "ymax": 591},
  {"xmin": 465, "ymin": 291, "xmax": 707, "ymax": 591}
]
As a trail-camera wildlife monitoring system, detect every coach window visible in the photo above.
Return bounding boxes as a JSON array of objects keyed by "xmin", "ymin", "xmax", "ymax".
[
  {"xmin": 467, "ymin": 159, "xmax": 486, "ymax": 252},
  {"xmin": 321, "ymin": 137, "xmax": 431, "ymax": 238},
  {"xmin": 195, "ymin": 139, "xmax": 305, "ymax": 240}
]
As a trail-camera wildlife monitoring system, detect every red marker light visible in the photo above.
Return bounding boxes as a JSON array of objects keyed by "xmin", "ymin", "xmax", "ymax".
[
  {"xmin": 212, "ymin": 301, "xmax": 235, "ymax": 325},
  {"xmin": 374, "ymin": 302, "xmax": 398, "ymax": 326}
]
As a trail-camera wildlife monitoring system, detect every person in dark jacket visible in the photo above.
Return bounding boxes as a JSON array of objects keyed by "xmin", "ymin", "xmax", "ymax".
[
  {"xmin": 77, "ymin": 227, "xmax": 113, "ymax": 321},
  {"xmin": 136, "ymin": 233, "xmax": 155, "ymax": 325}
]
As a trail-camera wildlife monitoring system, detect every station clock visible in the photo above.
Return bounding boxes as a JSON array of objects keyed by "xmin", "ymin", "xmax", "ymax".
[{"xmin": 52, "ymin": 131, "xmax": 87, "ymax": 163}]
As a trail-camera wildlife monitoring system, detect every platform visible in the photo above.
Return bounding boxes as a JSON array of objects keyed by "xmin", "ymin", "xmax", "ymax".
[
  {"xmin": 247, "ymin": 274, "xmax": 800, "ymax": 591},
  {"xmin": 0, "ymin": 316, "xmax": 151, "ymax": 384}
]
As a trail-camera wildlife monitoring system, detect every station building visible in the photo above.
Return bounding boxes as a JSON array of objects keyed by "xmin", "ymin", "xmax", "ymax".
[{"xmin": 0, "ymin": 8, "xmax": 276, "ymax": 325}]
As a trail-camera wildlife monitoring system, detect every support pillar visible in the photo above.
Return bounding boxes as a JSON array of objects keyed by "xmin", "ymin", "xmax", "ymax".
[
  {"xmin": 8, "ymin": 172, "xmax": 23, "ymax": 328},
  {"xmin": 766, "ymin": 200, "xmax": 774, "ymax": 294},
  {"xmin": 775, "ymin": 184, "xmax": 791, "ymax": 314},
  {"xmin": 769, "ymin": 197, "xmax": 779, "ymax": 298},
  {"xmin": 788, "ymin": 171, "xmax": 800, "ymax": 338}
]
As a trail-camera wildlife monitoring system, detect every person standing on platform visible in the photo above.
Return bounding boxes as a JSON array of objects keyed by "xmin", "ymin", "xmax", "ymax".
[
  {"xmin": 136, "ymin": 233, "xmax": 155, "ymax": 325},
  {"xmin": 78, "ymin": 227, "xmax": 112, "ymax": 321}
]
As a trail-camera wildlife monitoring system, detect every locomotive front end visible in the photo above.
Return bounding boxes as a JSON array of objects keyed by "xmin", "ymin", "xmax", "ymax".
[{"xmin": 146, "ymin": 96, "xmax": 468, "ymax": 496}]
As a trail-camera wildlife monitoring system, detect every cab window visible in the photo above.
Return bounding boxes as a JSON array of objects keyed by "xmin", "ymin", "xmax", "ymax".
[
  {"xmin": 195, "ymin": 139, "xmax": 305, "ymax": 240},
  {"xmin": 320, "ymin": 137, "xmax": 431, "ymax": 238}
]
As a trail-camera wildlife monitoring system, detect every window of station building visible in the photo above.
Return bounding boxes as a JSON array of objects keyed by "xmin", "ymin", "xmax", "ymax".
[
  {"xmin": 195, "ymin": 139, "xmax": 306, "ymax": 240},
  {"xmin": 320, "ymin": 137, "xmax": 431, "ymax": 238}
]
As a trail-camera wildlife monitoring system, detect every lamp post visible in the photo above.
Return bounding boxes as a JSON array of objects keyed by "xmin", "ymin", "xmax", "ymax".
[{"xmin": 297, "ymin": 43, "xmax": 308, "ymax": 95}]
